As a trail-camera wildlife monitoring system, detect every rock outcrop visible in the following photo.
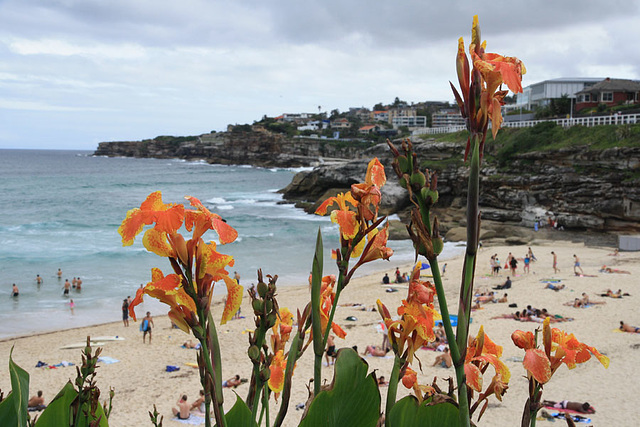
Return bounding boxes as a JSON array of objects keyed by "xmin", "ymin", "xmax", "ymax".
[
  {"xmin": 94, "ymin": 130, "xmax": 640, "ymax": 237},
  {"xmin": 281, "ymin": 140, "xmax": 640, "ymax": 236},
  {"xmin": 94, "ymin": 131, "xmax": 362, "ymax": 168}
]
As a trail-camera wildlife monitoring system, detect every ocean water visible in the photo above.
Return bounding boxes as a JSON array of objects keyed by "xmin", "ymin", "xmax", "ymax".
[{"xmin": 0, "ymin": 149, "xmax": 463, "ymax": 339}]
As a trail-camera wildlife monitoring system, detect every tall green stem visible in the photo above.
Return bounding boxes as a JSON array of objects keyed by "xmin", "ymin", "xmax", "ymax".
[
  {"xmin": 454, "ymin": 136, "xmax": 481, "ymax": 427},
  {"xmin": 310, "ymin": 229, "xmax": 324, "ymax": 397},
  {"xmin": 384, "ymin": 355, "xmax": 404, "ymax": 427},
  {"xmin": 274, "ymin": 333, "xmax": 302, "ymax": 427}
]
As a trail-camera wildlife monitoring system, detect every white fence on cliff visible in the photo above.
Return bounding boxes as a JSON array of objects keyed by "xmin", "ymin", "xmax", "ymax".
[{"xmin": 413, "ymin": 112, "xmax": 640, "ymax": 136}]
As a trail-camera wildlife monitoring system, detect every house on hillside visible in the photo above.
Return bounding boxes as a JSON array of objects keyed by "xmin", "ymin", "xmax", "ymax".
[
  {"xmin": 358, "ymin": 124, "xmax": 380, "ymax": 135},
  {"xmin": 372, "ymin": 110, "xmax": 389, "ymax": 122},
  {"xmin": 511, "ymin": 78, "xmax": 603, "ymax": 111},
  {"xmin": 432, "ymin": 110, "xmax": 465, "ymax": 127},
  {"xmin": 575, "ymin": 78, "xmax": 640, "ymax": 112},
  {"xmin": 330, "ymin": 118, "xmax": 351, "ymax": 129}
]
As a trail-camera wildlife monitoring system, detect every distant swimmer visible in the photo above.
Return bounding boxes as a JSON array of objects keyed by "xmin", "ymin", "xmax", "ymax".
[
  {"xmin": 76, "ymin": 277, "xmax": 82, "ymax": 290},
  {"xmin": 63, "ymin": 279, "xmax": 71, "ymax": 296},
  {"xmin": 12, "ymin": 284, "xmax": 19, "ymax": 297},
  {"xmin": 35, "ymin": 275, "xmax": 43, "ymax": 285},
  {"xmin": 57, "ymin": 268, "xmax": 62, "ymax": 280},
  {"xmin": 72, "ymin": 277, "xmax": 78, "ymax": 288}
]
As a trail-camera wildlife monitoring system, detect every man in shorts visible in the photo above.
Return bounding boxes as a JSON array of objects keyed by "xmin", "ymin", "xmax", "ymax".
[{"xmin": 142, "ymin": 312, "xmax": 154, "ymax": 343}]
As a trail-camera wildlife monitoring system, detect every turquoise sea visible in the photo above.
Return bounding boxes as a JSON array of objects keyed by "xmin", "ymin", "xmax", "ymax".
[{"xmin": 0, "ymin": 149, "xmax": 463, "ymax": 339}]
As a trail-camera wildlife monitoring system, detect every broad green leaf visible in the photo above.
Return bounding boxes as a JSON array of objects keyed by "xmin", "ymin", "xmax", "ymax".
[
  {"xmin": 0, "ymin": 347, "xmax": 30, "ymax": 427},
  {"xmin": 35, "ymin": 381, "xmax": 109, "ymax": 427},
  {"xmin": 34, "ymin": 382, "xmax": 76, "ymax": 427},
  {"xmin": 310, "ymin": 228, "xmax": 324, "ymax": 357},
  {"xmin": 215, "ymin": 395, "xmax": 257, "ymax": 427},
  {"xmin": 387, "ymin": 395, "xmax": 459, "ymax": 427},
  {"xmin": 300, "ymin": 348, "xmax": 380, "ymax": 427}
]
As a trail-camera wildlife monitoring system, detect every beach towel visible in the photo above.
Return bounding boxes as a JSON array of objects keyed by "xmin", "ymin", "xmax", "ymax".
[
  {"xmin": 550, "ymin": 413, "xmax": 591, "ymax": 423},
  {"xmin": 543, "ymin": 405, "xmax": 595, "ymax": 415},
  {"xmin": 173, "ymin": 415, "xmax": 205, "ymax": 425},
  {"xmin": 166, "ymin": 365, "xmax": 180, "ymax": 372},
  {"xmin": 436, "ymin": 315, "xmax": 472, "ymax": 327},
  {"xmin": 97, "ymin": 356, "xmax": 120, "ymax": 364}
]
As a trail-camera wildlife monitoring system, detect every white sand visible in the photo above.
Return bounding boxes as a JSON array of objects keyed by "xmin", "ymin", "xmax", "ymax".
[{"xmin": 2, "ymin": 240, "xmax": 639, "ymax": 426}]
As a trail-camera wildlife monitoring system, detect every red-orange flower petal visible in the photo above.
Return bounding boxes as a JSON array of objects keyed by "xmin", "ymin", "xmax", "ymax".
[
  {"xmin": 365, "ymin": 158, "xmax": 386, "ymax": 188},
  {"xmin": 402, "ymin": 367, "xmax": 417, "ymax": 389},
  {"xmin": 268, "ymin": 350, "xmax": 286, "ymax": 395},
  {"xmin": 511, "ymin": 330, "xmax": 535, "ymax": 350},
  {"xmin": 184, "ymin": 196, "xmax": 238, "ymax": 244},
  {"xmin": 465, "ymin": 362, "xmax": 483, "ymax": 392},
  {"xmin": 523, "ymin": 348, "xmax": 551, "ymax": 384},
  {"xmin": 220, "ymin": 275, "xmax": 243, "ymax": 325},
  {"xmin": 142, "ymin": 228, "xmax": 177, "ymax": 258}
]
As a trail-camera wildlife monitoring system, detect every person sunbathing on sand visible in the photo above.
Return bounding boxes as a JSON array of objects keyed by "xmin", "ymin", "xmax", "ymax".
[
  {"xmin": 600, "ymin": 265, "xmax": 631, "ymax": 274},
  {"xmin": 581, "ymin": 293, "xmax": 605, "ymax": 305},
  {"xmin": 620, "ymin": 321, "xmax": 640, "ymax": 333},
  {"xmin": 544, "ymin": 283, "xmax": 565, "ymax": 291},
  {"xmin": 602, "ymin": 289, "xmax": 630, "ymax": 298},
  {"xmin": 432, "ymin": 347, "xmax": 452, "ymax": 368},
  {"xmin": 183, "ymin": 340, "xmax": 201, "ymax": 349},
  {"xmin": 223, "ymin": 375, "xmax": 242, "ymax": 388},
  {"xmin": 28, "ymin": 390, "xmax": 46, "ymax": 411},
  {"xmin": 172, "ymin": 395, "xmax": 191, "ymax": 420},
  {"xmin": 497, "ymin": 293, "xmax": 508, "ymax": 303},
  {"xmin": 542, "ymin": 400, "xmax": 595, "ymax": 414},
  {"xmin": 363, "ymin": 345, "xmax": 390, "ymax": 357}
]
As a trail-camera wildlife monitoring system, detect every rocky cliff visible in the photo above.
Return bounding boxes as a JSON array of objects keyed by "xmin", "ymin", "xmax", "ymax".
[
  {"xmin": 280, "ymin": 140, "xmax": 640, "ymax": 238},
  {"xmin": 94, "ymin": 131, "xmax": 363, "ymax": 168}
]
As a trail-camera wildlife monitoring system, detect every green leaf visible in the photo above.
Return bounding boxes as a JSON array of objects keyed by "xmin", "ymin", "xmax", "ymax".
[
  {"xmin": 216, "ymin": 395, "xmax": 257, "ymax": 427},
  {"xmin": 35, "ymin": 381, "xmax": 109, "ymax": 427},
  {"xmin": 0, "ymin": 347, "xmax": 30, "ymax": 427},
  {"xmin": 310, "ymin": 228, "xmax": 324, "ymax": 355},
  {"xmin": 34, "ymin": 382, "xmax": 76, "ymax": 427},
  {"xmin": 387, "ymin": 396, "xmax": 459, "ymax": 427},
  {"xmin": 300, "ymin": 348, "xmax": 380, "ymax": 427}
]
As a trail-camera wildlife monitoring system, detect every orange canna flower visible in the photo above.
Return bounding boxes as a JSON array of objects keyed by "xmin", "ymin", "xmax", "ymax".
[
  {"xmin": 184, "ymin": 196, "xmax": 238, "ymax": 244},
  {"xmin": 351, "ymin": 158, "xmax": 387, "ymax": 221},
  {"xmin": 271, "ymin": 307, "xmax": 295, "ymax": 353},
  {"xmin": 118, "ymin": 191, "xmax": 184, "ymax": 246},
  {"xmin": 357, "ymin": 224, "xmax": 394, "ymax": 265},
  {"xmin": 268, "ymin": 350, "xmax": 287, "ymax": 398},
  {"xmin": 402, "ymin": 366, "xmax": 417, "ymax": 389},
  {"xmin": 315, "ymin": 192, "xmax": 359, "ymax": 240},
  {"xmin": 451, "ymin": 15, "xmax": 526, "ymax": 159},
  {"xmin": 376, "ymin": 264, "xmax": 440, "ymax": 364},
  {"xmin": 318, "ymin": 275, "xmax": 346, "ymax": 339},
  {"xmin": 512, "ymin": 317, "xmax": 609, "ymax": 385},
  {"xmin": 128, "ymin": 268, "xmax": 197, "ymax": 333},
  {"xmin": 464, "ymin": 326, "xmax": 510, "ymax": 400}
]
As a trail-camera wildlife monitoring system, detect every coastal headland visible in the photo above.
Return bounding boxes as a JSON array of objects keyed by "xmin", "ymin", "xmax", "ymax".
[{"xmin": 95, "ymin": 124, "xmax": 640, "ymax": 239}]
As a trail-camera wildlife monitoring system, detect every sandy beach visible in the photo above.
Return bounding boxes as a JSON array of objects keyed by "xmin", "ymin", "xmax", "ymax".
[{"xmin": 2, "ymin": 239, "xmax": 639, "ymax": 426}]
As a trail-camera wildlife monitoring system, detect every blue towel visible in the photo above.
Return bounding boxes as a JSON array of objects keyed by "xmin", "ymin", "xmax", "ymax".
[
  {"xmin": 166, "ymin": 365, "xmax": 180, "ymax": 372},
  {"xmin": 435, "ymin": 315, "xmax": 473, "ymax": 327}
]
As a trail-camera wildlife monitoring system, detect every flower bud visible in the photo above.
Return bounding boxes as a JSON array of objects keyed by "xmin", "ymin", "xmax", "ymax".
[
  {"xmin": 257, "ymin": 282, "xmax": 268, "ymax": 298},
  {"xmin": 248, "ymin": 345, "xmax": 260, "ymax": 362},
  {"xmin": 252, "ymin": 300, "xmax": 264, "ymax": 313},
  {"xmin": 260, "ymin": 367, "xmax": 271, "ymax": 381}
]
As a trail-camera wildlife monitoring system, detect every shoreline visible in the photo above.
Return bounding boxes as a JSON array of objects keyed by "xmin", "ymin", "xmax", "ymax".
[{"xmin": 2, "ymin": 238, "xmax": 638, "ymax": 426}]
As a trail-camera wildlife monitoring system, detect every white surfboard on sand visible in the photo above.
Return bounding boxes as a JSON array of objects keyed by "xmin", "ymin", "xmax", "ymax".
[
  {"xmin": 60, "ymin": 342, "xmax": 107, "ymax": 350},
  {"xmin": 91, "ymin": 336, "xmax": 125, "ymax": 342}
]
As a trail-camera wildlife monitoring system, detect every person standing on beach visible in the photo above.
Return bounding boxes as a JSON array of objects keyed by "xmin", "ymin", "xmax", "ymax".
[
  {"xmin": 142, "ymin": 311, "xmax": 154, "ymax": 343},
  {"xmin": 573, "ymin": 255, "xmax": 584, "ymax": 275},
  {"xmin": 57, "ymin": 268, "xmax": 62, "ymax": 280},
  {"xmin": 523, "ymin": 254, "xmax": 530, "ymax": 274},
  {"xmin": 12, "ymin": 283, "xmax": 19, "ymax": 297},
  {"xmin": 69, "ymin": 299, "xmax": 75, "ymax": 315},
  {"xmin": 551, "ymin": 251, "xmax": 559, "ymax": 274},
  {"xmin": 63, "ymin": 279, "xmax": 71, "ymax": 296},
  {"xmin": 122, "ymin": 299, "xmax": 129, "ymax": 327},
  {"xmin": 234, "ymin": 271, "xmax": 241, "ymax": 285}
]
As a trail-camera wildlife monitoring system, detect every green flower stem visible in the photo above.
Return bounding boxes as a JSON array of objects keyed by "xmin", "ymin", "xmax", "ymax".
[
  {"xmin": 274, "ymin": 333, "xmax": 302, "ymax": 427},
  {"xmin": 198, "ymin": 318, "xmax": 225, "ymax": 427},
  {"xmin": 529, "ymin": 384, "xmax": 543, "ymax": 427},
  {"xmin": 384, "ymin": 355, "xmax": 404, "ymax": 427},
  {"xmin": 454, "ymin": 136, "xmax": 482, "ymax": 427},
  {"xmin": 311, "ymin": 229, "xmax": 324, "ymax": 397},
  {"xmin": 249, "ymin": 324, "xmax": 268, "ymax": 420},
  {"xmin": 263, "ymin": 386, "xmax": 270, "ymax": 427}
]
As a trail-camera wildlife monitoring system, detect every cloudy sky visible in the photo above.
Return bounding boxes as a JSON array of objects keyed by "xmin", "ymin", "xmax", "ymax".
[{"xmin": 1, "ymin": 0, "xmax": 639, "ymax": 150}]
